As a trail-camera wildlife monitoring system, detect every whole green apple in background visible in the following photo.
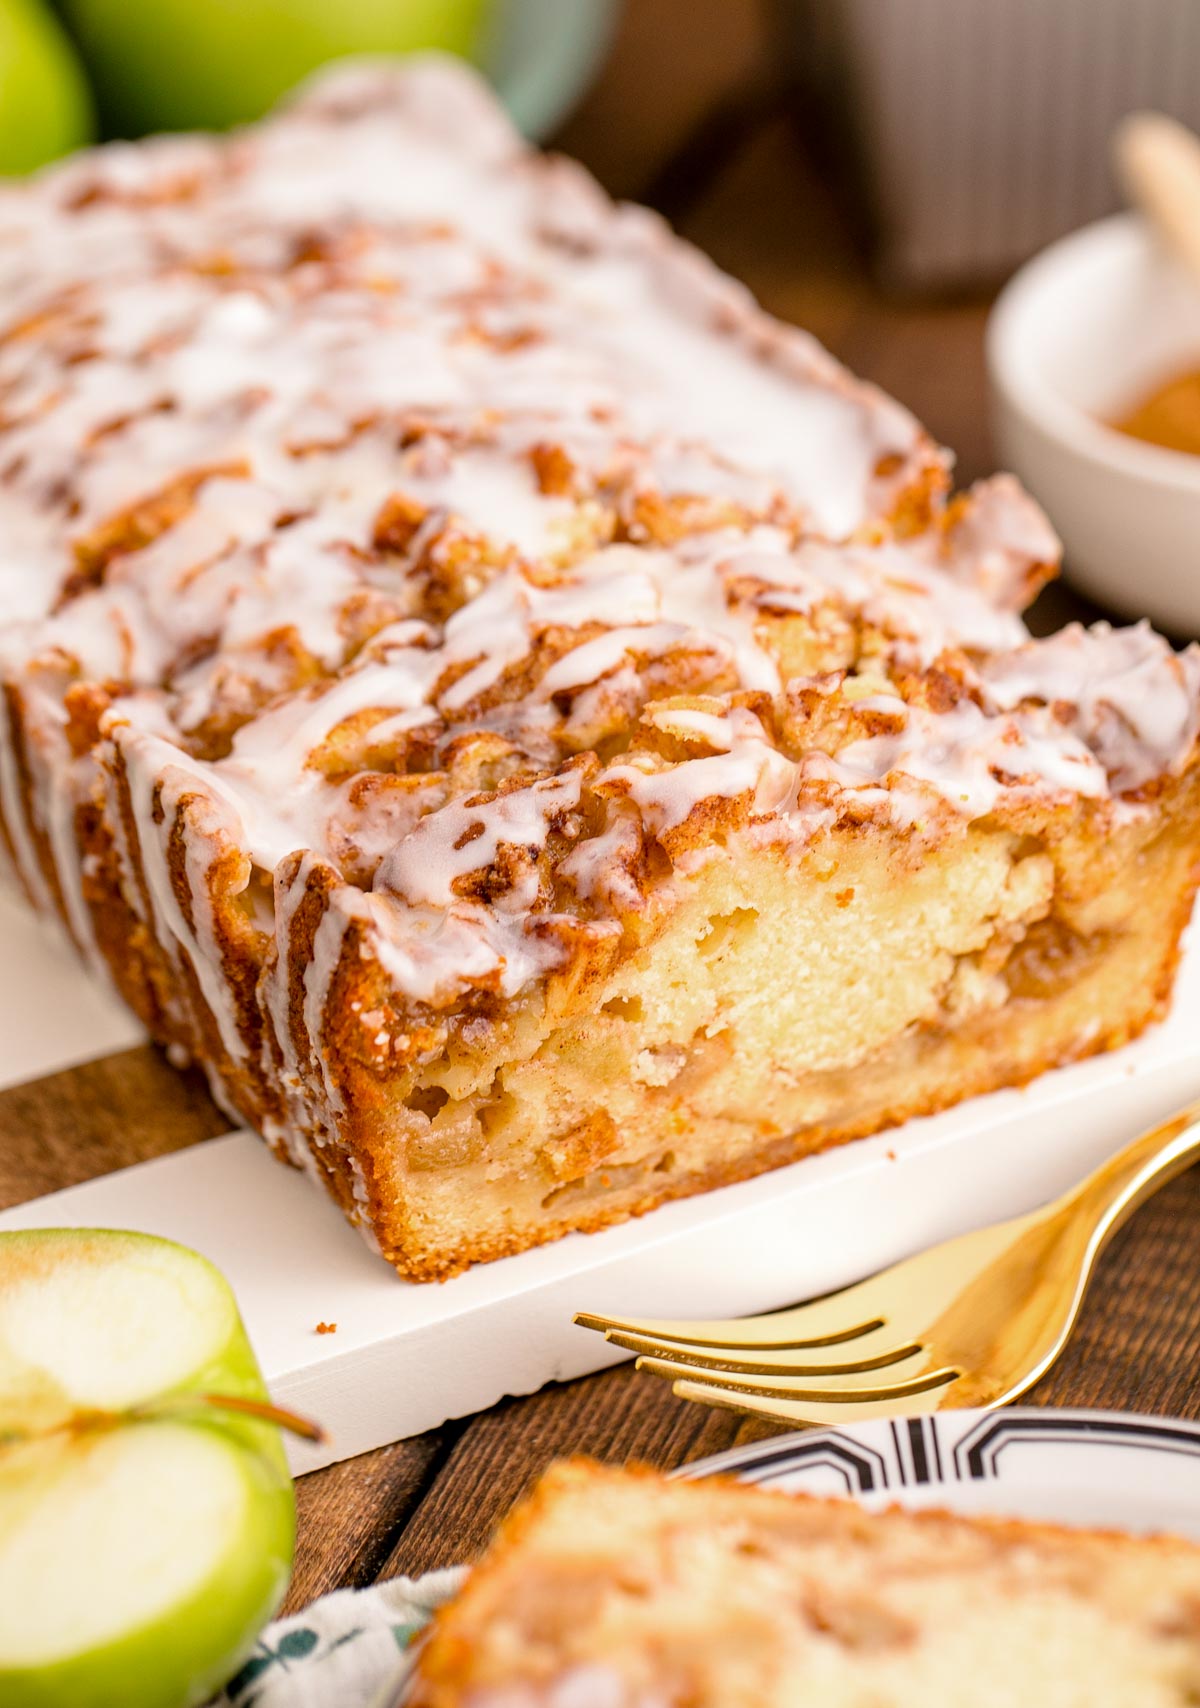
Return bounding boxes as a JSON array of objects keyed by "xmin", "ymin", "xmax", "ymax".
[
  {"xmin": 0, "ymin": 1228, "xmax": 321, "ymax": 1708},
  {"xmin": 60, "ymin": 0, "xmax": 488, "ymax": 134},
  {"xmin": 0, "ymin": 0, "xmax": 91, "ymax": 172}
]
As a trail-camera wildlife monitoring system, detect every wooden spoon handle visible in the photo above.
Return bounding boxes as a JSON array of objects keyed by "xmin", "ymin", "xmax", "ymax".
[{"xmin": 1114, "ymin": 111, "xmax": 1200, "ymax": 289}]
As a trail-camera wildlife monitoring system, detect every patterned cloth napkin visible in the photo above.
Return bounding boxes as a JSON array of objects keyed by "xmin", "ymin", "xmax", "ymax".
[{"xmin": 213, "ymin": 1568, "xmax": 465, "ymax": 1708}]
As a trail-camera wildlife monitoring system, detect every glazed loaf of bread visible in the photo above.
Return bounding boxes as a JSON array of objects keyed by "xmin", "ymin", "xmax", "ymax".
[
  {"xmin": 2, "ymin": 60, "xmax": 1200, "ymax": 1278},
  {"xmin": 409, "ymin": 1460, "xmax": 1200, "ymax": 1707}
]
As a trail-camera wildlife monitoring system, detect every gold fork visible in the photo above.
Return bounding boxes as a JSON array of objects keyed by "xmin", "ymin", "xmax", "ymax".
[{"xmin": 575, "ymin": 1100, "xmax": 1200, "ymax": 1427}]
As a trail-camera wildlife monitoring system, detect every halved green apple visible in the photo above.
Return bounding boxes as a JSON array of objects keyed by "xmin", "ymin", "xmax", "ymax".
[
  {"xmin": 0, "ymin": 0, "xmax": 93, "ymax": 174},
  {"xmin": 0, "ymin": 1229, "xmax": 318, "ymax": 1708}
]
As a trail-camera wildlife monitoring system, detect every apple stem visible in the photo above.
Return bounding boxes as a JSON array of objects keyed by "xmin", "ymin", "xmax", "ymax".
[
  {"xmin": 198, "ymin": 1393, "xmax": 328, "ymax": 1443},
  {"xmin": 132, "ymin": 1393, "xmax": 329, "ymax": 1444}
]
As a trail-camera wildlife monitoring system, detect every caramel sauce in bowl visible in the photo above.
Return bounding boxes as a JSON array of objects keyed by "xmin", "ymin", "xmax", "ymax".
[
  {"xmin": 1112, "ymin": 368, "xmax": 1200, "ymax": 458},
  {"xmin": 988, "ymin": 214, "xmax": 1200, "ymax": 634}
]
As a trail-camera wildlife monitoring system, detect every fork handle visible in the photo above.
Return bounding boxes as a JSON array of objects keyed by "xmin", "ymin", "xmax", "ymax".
[{"xmin": 1058, "ymin": 1098, "xmax": 1200, "ymax": 1252}]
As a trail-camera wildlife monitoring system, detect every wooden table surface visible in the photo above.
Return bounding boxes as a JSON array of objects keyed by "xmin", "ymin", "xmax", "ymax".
[{"xmin": 2, "ymin": 0, "xmax": 1198, "ymax": 1617}]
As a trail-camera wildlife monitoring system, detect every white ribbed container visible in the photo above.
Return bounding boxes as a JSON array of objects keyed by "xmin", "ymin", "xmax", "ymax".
[{"xmin": 777, "ymin": 0, "xmax": 1200, "ymax": 287}]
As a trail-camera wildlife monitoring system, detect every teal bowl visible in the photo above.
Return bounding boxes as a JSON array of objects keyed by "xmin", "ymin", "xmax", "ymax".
[{"xmin": 484, "ymin": 0, "xmax": 619, "ymax": 138}]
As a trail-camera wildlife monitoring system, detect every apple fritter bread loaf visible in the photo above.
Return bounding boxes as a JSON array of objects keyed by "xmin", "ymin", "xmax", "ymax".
[
  {"xmin": 408, "ymin": 1461, "xmax": 1200, "ymax": 1708},
  {"xmin": 2, "ymin": 60, "xmax": 1199, "ymax": 1279}
]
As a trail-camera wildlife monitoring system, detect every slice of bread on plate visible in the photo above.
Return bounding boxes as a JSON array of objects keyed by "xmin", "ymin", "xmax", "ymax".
[{"xmin": 408, "ymin": 1458, "xmax": 1200, "ymax": 1707}]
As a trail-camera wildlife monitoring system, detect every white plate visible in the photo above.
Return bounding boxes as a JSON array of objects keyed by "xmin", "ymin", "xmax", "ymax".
[
  {"xmin": 988, "ymin": 213, "xmax": 1200, "ymax": 635},
  {"xmin": 685, "ymin": 1407, "xmax": 1200, "ymax": 1541},
  {"xmin": 378, "ymin": 1407, "xmax": 1200, "ymax": 1708}
]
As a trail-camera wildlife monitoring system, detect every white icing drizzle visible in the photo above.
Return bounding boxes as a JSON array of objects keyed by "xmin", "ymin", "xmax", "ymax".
[
  {"xmin": 376, "ymin": 769, "xmax": 583, "ymax": 910},
  {"xmin": 599, "ymin": 707, "xmax": 797, "ymax": 835},
  {"xmin": 367, "ymin": 768, "xmax": 590, "ymax": 1004},
  {"xmin": 817, "ymin": 694, "xmax": 1108, "ymax": 823},
  {"xmin": 304, "ymin": 901, "xmax": 355, "ymax": 1118},
  {"xmin": 0, "ymin": 683, "xmax": 52, "ymax": 912},
  {"xmin": 762, "ymin": 535, "xmax": 1030, "ymax": 666},
  {"xmin": 979, "ymin": 622, "xmax": 1200, "ymax": 794},
  {"xmin": 121, "ymin": 735, "xmax": 255, "ymax": 1060}
]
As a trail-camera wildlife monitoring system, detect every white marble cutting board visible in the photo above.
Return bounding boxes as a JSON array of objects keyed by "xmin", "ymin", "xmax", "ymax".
[{"xmin": 2, "ymin": 893, "xmax": 1199, "ymax": 1475}]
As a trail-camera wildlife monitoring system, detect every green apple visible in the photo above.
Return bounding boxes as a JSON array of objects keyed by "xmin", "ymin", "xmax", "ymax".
[
  {"xmin": 0, "ymin": 0, "xmax": 92, "ymax": 174},
  {"xmin": 0, "ymin": 1228, "xmax": 322, "ymax": 1708},
  {"xmin": 60, "ymin": 0, "xmax": 488, "ymax": 135}
]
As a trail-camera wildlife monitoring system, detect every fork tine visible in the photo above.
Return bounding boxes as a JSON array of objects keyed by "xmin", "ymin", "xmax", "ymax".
[
  {"xmin": 635, "ymin": 1349, "xmax": 948, "ymax": 1400},
  {"xmin": 603, "ymin": 1327, "xmax": 921, "ymax": 1376},
  {"xmin": 670, "ymin": 1371, "xmax": 961, "ymax": 1427},
  {"xmin": 573, "ymin": 1298, "xmax": 886, "ymax": 1351}
]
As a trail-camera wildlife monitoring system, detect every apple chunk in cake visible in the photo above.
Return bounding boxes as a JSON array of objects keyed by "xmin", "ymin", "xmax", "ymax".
[{"xmin": 1, "ymin": 61, "xmax": 1199, "ymax": 1279}]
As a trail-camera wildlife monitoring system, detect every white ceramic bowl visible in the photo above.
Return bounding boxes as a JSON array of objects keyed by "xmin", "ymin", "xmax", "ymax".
[{"xmin": 987, "ymin": 214, "xmax": 1200, "ymax": 634}]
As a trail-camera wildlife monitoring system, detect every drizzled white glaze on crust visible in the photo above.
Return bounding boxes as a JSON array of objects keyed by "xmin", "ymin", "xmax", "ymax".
[{"xmin": 0, "ymin": 58, "xmax": 1198, "ymax": 1126}]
